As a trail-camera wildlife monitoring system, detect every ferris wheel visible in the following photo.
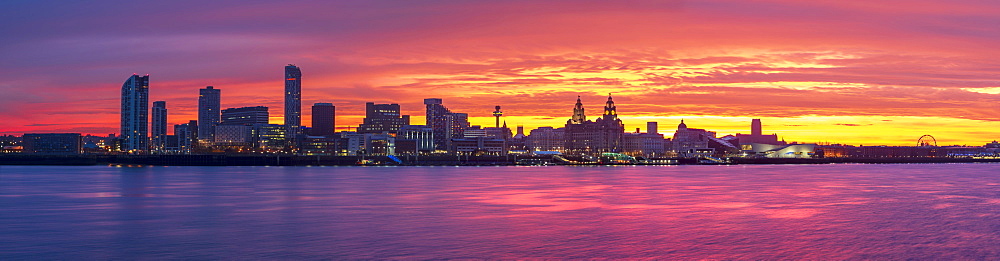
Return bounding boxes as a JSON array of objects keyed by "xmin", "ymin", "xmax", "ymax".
[{"xmin": 918, "ymin": 135, "xmax": 937, "ymax": 147}]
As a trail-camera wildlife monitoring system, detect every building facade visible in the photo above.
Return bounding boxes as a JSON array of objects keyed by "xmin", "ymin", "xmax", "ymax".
[
  {"xmin": 564, "ymin": 95, "xmax": 625, "ymax": 155},
  {"xmin": 174, "ymin": 120, "xmax": 198, "ymax": 153},
  {"xmin": 284, "ymin": 64, "xmax": 302, "ymax": 140},
  {"xmin": 151, "ymin": 101, "xmax": 167, "ymax": 151},
  {"xmin": 198, "ymin": 86, "xmax": 221, "ymax": 144},
  {"xmin": 358, "ymin": 102, "xmax": 410, "ymax": 134},
  {"xmin": 424, "ymin": 98, "xmax": 470, "ymax": 152},
  {"xmin": 120, "ymin": 74, "xmax": 149, "ymax": 152},
  {"xmin": 22, "ymin": 133, "xmax": 82, "ymax": 154},
  {"xmin": 221, "ymin": 106, "xmax": 269, "ymax": 126},
  {"xmin": 311, "ymin": 103, "xmax": 335, "ymax": 136}
]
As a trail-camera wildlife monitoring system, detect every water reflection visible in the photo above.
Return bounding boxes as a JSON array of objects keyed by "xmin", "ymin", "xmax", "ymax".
[{"xmin": 1, "ymin": 164, "xmax": 999, "ymax": 259}]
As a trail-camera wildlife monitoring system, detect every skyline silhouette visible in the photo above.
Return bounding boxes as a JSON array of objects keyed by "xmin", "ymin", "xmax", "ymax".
[{"xmin": 2, "ymin": 1, "xmax": 999, "ymax": 146}]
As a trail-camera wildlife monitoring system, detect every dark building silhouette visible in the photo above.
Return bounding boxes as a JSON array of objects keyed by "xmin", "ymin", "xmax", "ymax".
[
  {"xmin": 120, "ymin": 74, "xmax": 149, "ymax": 152},
  {"xmin": 284, "ymin": 64, "xmax": 302, "ymax": 139},
  {"xmin": 221, "ymin": 106, "xmax": 269, "ymax": 126},
  {"xmin": 564, "ymin": 95, "xmax": 625, "ymax": 154},
  {"xmin": 198, "ymin": 86, "xmax": 221, "ymax": 143},
  {"xmin": 151, "ymin": 101, "xmax": 167, "ymax": 151},
  {"xmin": 424, "ymin": 98, "xmax": 469, "ymax": 151},
  {"xmin": 358, "ymin": 102, "xmax": 409, "ymax": 133},
  {"xmin": 735, "ymin": 118, "xmax": 784, "ymax": 146},
  {"xmin": 311, "ymin": 103, "xmax": 335, "ymax": 136},
  {"xmin": 174, "ymin": 120, "xmax": 198, "ymax": 153},
  {"xmin": 22, "ymin": 133, "xmax": 82, "ymax": 154}
]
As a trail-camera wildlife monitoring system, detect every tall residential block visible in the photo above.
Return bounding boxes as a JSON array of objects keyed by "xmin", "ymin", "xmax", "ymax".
[
  {"xmin": 424, "ymin": 98, "xmax": 469, "ymax": 151},
  {"xmin": 151, "ymin": 101, "xmax": 167, "ymax": 151},
  {"xmin": 311, "ymin": 103, "xmax": 335, "ymax": 136},
  {"xmin": 198, "ymin": 86, "xmax": 221, "ymax": 143},
  {"xmin": 120, "ymin": 74, "xmax": 149, "ymax": 152},
  {"xmin": 284, "ymin": 64, "xmax": 302, "ymax": 139}
]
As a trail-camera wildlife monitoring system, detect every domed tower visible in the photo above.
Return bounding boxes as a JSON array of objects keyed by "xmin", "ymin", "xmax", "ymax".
[
  {"xmin": 678, "ymin": 119, "xmax": 687, "ymax": 130},
  {"xmin": 603, "ymin": 93, "xmax": 618, "ymax": 121},
  {"xmin": 569, "ymin": 96, "xmax": 586, "ymax": 124}
]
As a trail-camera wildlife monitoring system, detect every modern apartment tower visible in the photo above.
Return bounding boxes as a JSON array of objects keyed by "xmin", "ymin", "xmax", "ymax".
[
  {"xmin": 424, "ymin": 98, "xmax": 470, "ymax": 151},
  {"xmin": 120, "ymin": 74, "xmax": 149, "ymax": 152},
  {"xmin": 151, "ymin": 101, "xmax": 167, "ymax": 151},
  {"xmin": 198, "ymin": 86, "xmax": 221, "ymax": 143},
  {"xmin": 311, "ymin": 103, "xmax": 335, "ymax": 136},
  {"xmin": 284, "ymin": 64, "xmax": 302, "ymax": 139}
]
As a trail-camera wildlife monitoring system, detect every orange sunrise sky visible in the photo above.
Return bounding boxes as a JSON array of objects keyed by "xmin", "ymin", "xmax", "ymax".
[{"xmin": 1, "ymin": 0, "xmax": 999, "ymax": 146}]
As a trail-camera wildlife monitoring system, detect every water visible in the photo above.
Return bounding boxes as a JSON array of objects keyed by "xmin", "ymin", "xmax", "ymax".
[{"xmin": 1, "ymin": 164, "xmax": 998, "ymax": 259}]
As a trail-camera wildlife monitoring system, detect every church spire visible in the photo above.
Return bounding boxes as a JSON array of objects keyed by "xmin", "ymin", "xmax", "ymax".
[{"xmin": 569, "ymin": 95, "xmax": 586, "ymax": 124}]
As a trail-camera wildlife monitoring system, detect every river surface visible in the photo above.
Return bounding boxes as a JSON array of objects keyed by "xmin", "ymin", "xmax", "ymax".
[{"xmin": 1, "ymin": 164, "xmax": 998, "ymax": 259}]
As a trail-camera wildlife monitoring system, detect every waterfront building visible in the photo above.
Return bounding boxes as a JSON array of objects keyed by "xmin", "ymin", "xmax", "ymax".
[
  {"xmin": 424, "ymin": 98, "xmax": 470, "ymax": 152},
  {"xmin": 734, "ymin": 119, "xmax": 784, "ymax": 146},
  {"xmin": 22, "ymin": 133, "xmax": 82, "ymax": 154},
  {"xmin": 397, "ymin": 125, "xmax": 434, "ymax": 154},
  {"xmin": 151, "ymin": 101, "xmax": 167, "ymax": 151},
  {"xmin": 450, "ymin": 127, "xmax": 506, "ymax": 156},
  {"xmin": 120, "ymin": 74, "xmax": 149, "ymax": 153},
  {"xmin": 311, "ymin": 103, "xmax": 335, "ymax": 136},
  {"xmin": 221, "ymin": 106, "xmax": 269, "ymax": 126},
  {"xmin": 301, "ymin": 136, "xmax": 338, "ymax": 155},
  {"xmin": 214, "ymin": 125, "xmax": 254, "ymax": 149},
  {"xmin": 252, "ymin": 124, "xmax": 286, "ymax": 152},
  {"xmin": 526, "ymin": 127, "xmax": 565, "ymax": 152},
  {"xmin": 174, "ymin": 120, "xmax": 198, "ymax": 153},
  {"xmin": 284, "ymin": 64, "xmax": 302, "ymax": 140},
  {"xmin": 671, "ymin": 120, "xmax": 714, "ymax": 157},
  {"xmin": 622, "ymin": 122, "xmax": 666, "ymax": 157},
  {"xmin": 198, "ymin": 86, "xmax": 221, "ymax": 144},
  {"xmin": 564, "ymin": 95, "xmax": 625, "ymax": 155},
  {"xmin": 358, "ymin": 102, "xmax": 410, "ymax": 134}
]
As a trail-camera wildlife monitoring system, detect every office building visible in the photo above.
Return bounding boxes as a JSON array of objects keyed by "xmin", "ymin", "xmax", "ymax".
[
  {"xmin": 284, "ymin": 64, "xmax": 302, "ymax": 139},
  {"xmin": 120, "ymin": 74, "xmax": 149, "ymax": 153},
  {"xmin": 311, "ymin": 103, "xmax": 335, "ymax": 136},
  {"xmin": 151, "ymin": 101, "xmax": 167, "ymax": 151},
  {"xmin": 22, "ymin": 133, "xmax": 82, "ymax": 154},
  {"xmin": 198, "ymin": 86, "xmax": 221, "ymax": 143},
  {"xmin": 221, "ymin": 106, "xmax": 269, "ymax": 126},
  {"xmin": 564, "ymin": 95, "xmax": 625, "ymax": 154},
  {"xmin": 397, "ymin": 125, "xmax": 434, "ymax": 154},
  {"xmin": 358, "ymin": 102, "xmax": 409, "ymax": 133},
  {"xmin": 526, "ymin": 127, "xmax": 565, "ymax": 152}
]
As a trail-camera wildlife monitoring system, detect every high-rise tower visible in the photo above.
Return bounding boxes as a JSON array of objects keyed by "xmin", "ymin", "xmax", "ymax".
[
  {"xmin": 425, "ymin": 98, "xmax": 470, "ymax": 151},
  {"xmin": 151, "ymin": 101, "xmax": 167, "ymax": 151},
  {"xmin": 284, "ymin": 64, "xmax": 302, "ymax": 140},
  {"xmin": 198, "ymin": 86, "xmax": 221, "ymax": 143},
  {"xmin": 120, "ymin": 74, "xmax": 149, "ymax": 153},
  {"xmin": 311, "ymin": 103, "xmax": 335, "ymax": 136}
]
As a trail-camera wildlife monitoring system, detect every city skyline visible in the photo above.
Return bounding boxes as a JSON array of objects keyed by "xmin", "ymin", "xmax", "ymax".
[{"xmin": 2, "ymin": 1, "xmax": 1000, "ymax": 146}]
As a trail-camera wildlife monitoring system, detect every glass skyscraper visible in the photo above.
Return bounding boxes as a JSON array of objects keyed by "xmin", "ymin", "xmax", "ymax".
[
  {"xmin": 198, "ymin": 86, "xmax": 221, "ymax": 143},
  {"xmin": 120, "ymin": 74, "xmax": 149, "ymax": 153},
  {"xmin": 151, "ymin": 101, "xmax": 167, "ymax": 151},
  {"xmin": 284, "ymin": 64, "xmax": 302, "ymax": 140}
]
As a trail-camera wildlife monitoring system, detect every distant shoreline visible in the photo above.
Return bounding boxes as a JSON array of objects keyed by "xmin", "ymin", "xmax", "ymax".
[{"xmin": 2, "ymin": 154, "xmax": 999, "ymax": 166}]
